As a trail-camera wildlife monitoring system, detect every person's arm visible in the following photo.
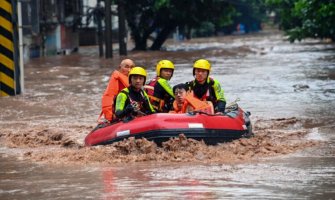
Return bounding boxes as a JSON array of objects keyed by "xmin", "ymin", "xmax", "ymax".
[
  {"xmin": 142, "ymin": 91, "xmax": 156, "ymax": 114},
  {"xmin": 115, "ymin": 92, "xmax": 133, "ymax": 118},
  {"xmin": 157, "ymin": 79, "xmax": 175, "ymax": 111},
  {"xmin": 212, "ymin": 79, "xmax": 226, "ymax": 113},
  {"xmin": 157, "ymin": 78, "xmax": 174, "ymax": 98},
  {"xmin": 215, "ymin": 100, "xmax": 226, "ymax": 113}
]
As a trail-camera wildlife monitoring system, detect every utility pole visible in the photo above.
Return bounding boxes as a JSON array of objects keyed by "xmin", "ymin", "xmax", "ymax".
[
  {"xmin": 104, "ymin": 0, "xmax": 113, "ymax": 58},
  {"xmin": 118, "ymin": 1, "xmax": 127, "ymax": 55}
]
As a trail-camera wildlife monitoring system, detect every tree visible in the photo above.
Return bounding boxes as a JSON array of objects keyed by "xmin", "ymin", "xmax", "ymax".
[
  {"xmin": 232, "ymin": 0, "xmax": 267, "ymax": 33},
  {"xmin": 85, "ymin": 1, "xmax": 105, "ymax": 57},
  {"xmin": 123, "ymin": 0, "xmax": 269, "ymax": 50},
  {"xmin": 266, "ymin": 0, "xmax": 335, "ymax": 42},
  {"xmin": 124, "ymin": 0, "xmax": 237, "ymax": 50}
]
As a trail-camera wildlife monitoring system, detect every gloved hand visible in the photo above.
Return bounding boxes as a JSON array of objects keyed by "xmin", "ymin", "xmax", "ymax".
[
  {"xmin": 124, "ymin": 103, "xmax": 134, "ymax": 113},
  {"xmin": 215, "ymin": 101, "xmax": 226, "ymax": 113}
]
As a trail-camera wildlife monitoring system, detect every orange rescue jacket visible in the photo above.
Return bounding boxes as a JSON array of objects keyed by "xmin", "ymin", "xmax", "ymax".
[
  {"xmin": 100, "ymin": 70, "xmax": 129, "ymax": 121},
  {"xmin": 170, "ymin": 93, "xmax": 214, "ymax": 114}
]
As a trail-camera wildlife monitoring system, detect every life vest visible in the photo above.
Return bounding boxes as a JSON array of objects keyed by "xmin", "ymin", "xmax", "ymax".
[
  {"xmin": 170, "ymin": 101, "xmax": 183, "ymax": 114},
  {"xmin": 144, "ymin": 78, "xmax": 157, "ymax": 96},
  {"xmin": 188, "ymin": 78, "xmax": 216, "ymax": 102},
  {"xmin": 99, "ymin": 70, "xmax": 129, "ymax": 122},
  {"xmin": 183, "ymin": 93, "xmax": 214, "ymax": 114},
  {"xmin": 144, "ymin": 77, "xmax": 165, "ymax": 112},
  {"xmin": 120, "ymin": 87, "xmax": 155, "ymax": 114},
  {"xmin": 170, "ymin": 93, "xmax": 214, "ymax": 114},
  {"xmin": 119, "ymin": 89, "xmax": 145, "ymax": 117}
]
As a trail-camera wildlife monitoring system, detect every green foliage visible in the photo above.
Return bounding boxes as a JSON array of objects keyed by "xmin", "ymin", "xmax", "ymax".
[
  {"xmin": 193, "ymin": 22, "xmax": 216, "ymax": 37},
  {"xmin": 123, "ymin": 0, "xmax": 269, "ymax": 50},
  {"xmin": 266, "ymin": 0, "xmax": 335, "ymax": 42},
  {"xmin": 233, "ymin": 0, "xmax": 268, "ymax": 31}
]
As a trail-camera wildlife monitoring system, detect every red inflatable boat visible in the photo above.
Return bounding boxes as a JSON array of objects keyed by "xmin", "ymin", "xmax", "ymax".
[{"xmin": 85, "ymin": 105, "xmax": 252, "ymax": 146}]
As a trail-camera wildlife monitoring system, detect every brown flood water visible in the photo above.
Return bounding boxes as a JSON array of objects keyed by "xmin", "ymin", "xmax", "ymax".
[{"xmin": 1, "ymin": 30, "xmax": 335, "ymax": 199}]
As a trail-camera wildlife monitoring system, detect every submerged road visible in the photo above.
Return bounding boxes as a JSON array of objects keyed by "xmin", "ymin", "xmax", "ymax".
[{"xmin": 0, "ymin": 31, "xmax": 334, "ymax": 199}]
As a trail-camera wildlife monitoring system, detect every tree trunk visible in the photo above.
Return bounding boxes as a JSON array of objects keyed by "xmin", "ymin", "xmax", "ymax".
[
  {"xmin": 104, "ymin": 0, "xmax": 113, "ymax": 58},
  {"xmin": 97, "ymin": 0, "xmax": 103, "ymax": 57},
  {"xmin": 186, "ymin": 26, "xmax": 192, "ymax": 40},
  {"xmin": 132, "ymin": 27, "xmax": 154, "ymax": 50},
  {"xmin": 133, "ymin": 32, "xmax": 148, "ymax": 50},
  {"xmin": 118, "ymin": 1, "xmax": 127, "ymax": 55},
  {"xmin": 150, "ymin": 24, "xmax": 176, "ymax": 50}
]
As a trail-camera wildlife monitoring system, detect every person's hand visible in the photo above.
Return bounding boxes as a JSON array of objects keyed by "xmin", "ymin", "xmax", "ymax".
[{"xmin": 125, "ymin": 104, "xmax": 134, "ymax": 113}]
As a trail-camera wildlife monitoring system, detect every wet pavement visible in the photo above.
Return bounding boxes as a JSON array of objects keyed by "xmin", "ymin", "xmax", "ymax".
[{"xmin": 0, "ymin": 30, "xmax": 335, "ymax": 199}]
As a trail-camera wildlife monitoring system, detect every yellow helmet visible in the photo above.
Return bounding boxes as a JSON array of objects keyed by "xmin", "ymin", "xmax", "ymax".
[
  {"xmin": 129, "ymin": 66, "xmax": 147, "ymax": 85},
  {"xmin": 193, "ymin": 59, "xmax": 211, "ymax": 76},
  {"xmin": 156, "ymin": 60, "xmax": 174, "ymax": 77}
]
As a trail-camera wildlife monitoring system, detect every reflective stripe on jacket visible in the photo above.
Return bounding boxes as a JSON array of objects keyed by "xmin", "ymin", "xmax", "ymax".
[
  {"xmin": 115, "ymin": 87, "xmax": 155, "ymax": 119},
  {"xmin": 144, "ymin": 77, "xmax": 174, "ymax": 112},
  {"xmin": 187, "ymin": 77, "xmax": 225, "ymax": 102},
  {"xmin": 186, "ymin": 77, "xmax": 226, "ymax": 112}
]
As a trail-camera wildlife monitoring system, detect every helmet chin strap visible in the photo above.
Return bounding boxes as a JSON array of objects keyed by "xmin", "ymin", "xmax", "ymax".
[{"xmin": 194, "ymin": 75, "xmax": 208, "ymax": 84}]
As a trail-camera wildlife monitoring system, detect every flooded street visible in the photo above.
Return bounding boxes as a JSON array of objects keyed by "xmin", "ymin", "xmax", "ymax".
[{"xmin": 1, "ymin": 30, "xmax": 335, "ymax": 199}]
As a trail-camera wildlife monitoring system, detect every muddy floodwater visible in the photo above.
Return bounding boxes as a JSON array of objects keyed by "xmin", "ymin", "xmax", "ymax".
[{"xmin": 1, "ymin": 30, "xmax": 334, "ymax": 199}]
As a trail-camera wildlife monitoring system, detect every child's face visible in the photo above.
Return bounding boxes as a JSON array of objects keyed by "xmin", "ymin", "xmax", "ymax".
[{"xmin": 174, "ymin": 88, "xmax": 187, "ymax": 103}]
